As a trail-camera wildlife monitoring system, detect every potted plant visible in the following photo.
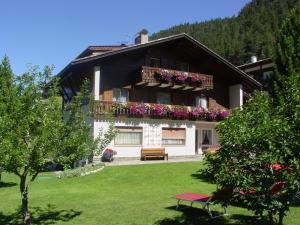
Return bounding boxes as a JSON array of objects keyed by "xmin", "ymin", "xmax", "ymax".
[
  {"xmin": 101, "ymin": 148, "xmax": 116, "ymax": 162},
  {"xmin": 173, "ymin": 71, "xmax": 188, "ymax": 84}
]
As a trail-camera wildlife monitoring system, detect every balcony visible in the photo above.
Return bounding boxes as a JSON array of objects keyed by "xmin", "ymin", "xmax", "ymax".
[
  {"xmin": 93, "ymin": 101, "xmax": 228, "ymax": 122},
  {"xmin": 134, "ymin": 66, "xmax": 213, "ymax": 91}
]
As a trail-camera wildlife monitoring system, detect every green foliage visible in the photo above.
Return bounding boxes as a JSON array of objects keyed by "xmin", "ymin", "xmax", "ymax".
[
  {"xmin": 275, "ymin": 1, "xmax": 300, "ymax": 77},
  {"xmin": 57, "ymin": 163, "xmax": 104, "ymax": 179},
  {"xmin": 199, "ymin": 152, "xmax": 222, "ymax": 183},
  {"xmin": 151, "ymin": 0, "xmax": 299, "ymax": 65},
  {"xmin": 204, "ymin": 5, "xmax": 300, "ymax": 224},
  {"xmin": 0, "ymin": 56, "xmax": 116, "ymax": 224},
  {"xmin": 213, "ymin": 92, "xmax": 299, "ymax": 225}
]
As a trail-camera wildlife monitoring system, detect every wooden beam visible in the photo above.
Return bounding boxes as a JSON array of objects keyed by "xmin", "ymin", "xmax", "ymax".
[
  {"xmin": 159, "ymin": 83, "xmax": 173, "ymax": 88},
  {"xmin": 181, "ymin": 86, "xmax": 195, "ymax": 91},
  {"xmin": 146, "ymin": 82, "xmax": 160, "ymax": 87},
  {"xmin": 136, "ymin": 81, "xmax": 147, "ymax": 86},
  {"xmin": 123, "ymin": 84, "xmax": 132, "ymax": 89},
  {"xmin": 171, "ymin": 84, "xmax": 184, "ymax": 89},
  {"xmin": 192, "ymin": 87, "xmax": 206, "ymax": 92}
]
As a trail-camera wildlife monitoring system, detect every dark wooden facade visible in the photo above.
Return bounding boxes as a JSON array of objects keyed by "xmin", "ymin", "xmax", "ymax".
[{"xmin": 59, "ymin": 34, "xmax": 261, "ymax": 113}]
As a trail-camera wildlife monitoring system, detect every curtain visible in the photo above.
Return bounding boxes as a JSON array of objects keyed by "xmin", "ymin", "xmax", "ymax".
[
  {"xmin": 202, "ymin": 130, "xmax": 212, "ymax": 145},
  {"xmin": 115, "ymin": 132, "xmax": 142, "ymax": 145},
  {"xmin": 113, "ymin": 89, "xmax": 128, "ymax": 102}
]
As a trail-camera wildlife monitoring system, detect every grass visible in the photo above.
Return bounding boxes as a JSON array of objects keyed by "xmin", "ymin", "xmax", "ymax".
[{"xmin": 0, "ymin": 162, "xmax": 299, "ymax": 225}]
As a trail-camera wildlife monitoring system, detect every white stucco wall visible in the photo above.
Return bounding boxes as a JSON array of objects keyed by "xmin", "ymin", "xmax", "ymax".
[{"xmin": 94, "ymin": 118, "xmax": 196, "ymax": 158}]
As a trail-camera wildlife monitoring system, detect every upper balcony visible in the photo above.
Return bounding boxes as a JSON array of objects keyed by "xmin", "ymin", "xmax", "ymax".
[{"xmin": 134, "ymin": 66, "xmax": 213, "ymax": 91}]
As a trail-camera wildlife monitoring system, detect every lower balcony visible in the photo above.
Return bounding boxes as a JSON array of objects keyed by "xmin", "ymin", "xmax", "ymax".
[{"xmin": 93, "ymin": 101, "xmax": 229, "ymax": 122}]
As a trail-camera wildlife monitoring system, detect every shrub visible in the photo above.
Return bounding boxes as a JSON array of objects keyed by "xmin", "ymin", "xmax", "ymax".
[{"xmin": 57, "ymin": 163, "xmax": 104, "ymax": 179}]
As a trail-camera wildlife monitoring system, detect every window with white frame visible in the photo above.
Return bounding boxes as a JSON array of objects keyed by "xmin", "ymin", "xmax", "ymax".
[
  {"xmin": 162, "ymin": 128, "xmax": 186, "ymax": 145},
  {"xmin": 202, "ymin": 129, "xmax": 212, "ymax": 145},
  {"xmin": 112, "ymin": 88, "xmax": 129, "ymax": 103},
  {"xmin": 195, "ymin": 96, "xmax": 208, "ymax": 109},
  {"xmin": 114, "ymin": 127, "xmax": 143, "ymax": 146},
  {"xmin": 157, "ymin": 92, "xmax": 171, "ymax": 104}
]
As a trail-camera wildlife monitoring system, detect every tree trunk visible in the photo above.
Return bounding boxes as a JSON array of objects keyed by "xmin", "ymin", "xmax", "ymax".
[
  {"xmin": 20, "ymin": 176, "xmax": 30, "ymax": 225},
  {"xmin": 268, "ymin": 211, "xmax": 274, "ymax": 225},
  {"xmin": 278, "ymin": 210, "xmax": 284, "ymax": 225},
  {"xmin": 0, "ymin": 171, "xmax": 2, "ymax": 182}
]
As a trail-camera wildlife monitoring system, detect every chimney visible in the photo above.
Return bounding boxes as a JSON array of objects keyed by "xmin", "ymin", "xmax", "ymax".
[
  {"xmin": 251, "ymin": 56, "xmax": 258, "ymax": 63},
  {"xmin": 135, "ymin": 29, "xmax": 149, "ymax": 44}
]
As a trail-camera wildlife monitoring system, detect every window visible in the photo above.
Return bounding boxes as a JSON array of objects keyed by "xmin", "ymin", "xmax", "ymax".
[
  {"xmin": 202, "ymin": 129, "xmax": 212, "ymax": 145},
  {"xmin": 162, "ymin": 128, "xmax": 186, "ymax": 145},
  {"xmin": 157, "ymin": 92, "xmax": 171, "ymax": 104},
  {"xmin": 114, "ymin": 127, "xmax": 143, "ymax": 146},
  {"xmin": 113, "ymin": 88, "xmax": 129, "ymax": 103},
  {"xmin": 150, "ymin": 58, "xmax": 161, "ymax": 68},
  {"xmin": 176, "ymin": 61, "xmax": 189, "ymax": 72},
  {"xmin": 195, "ymin": 96, "xmax": 208, "ymax": 109}
]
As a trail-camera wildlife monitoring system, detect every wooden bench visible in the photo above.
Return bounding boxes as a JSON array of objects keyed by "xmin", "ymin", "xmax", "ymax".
[{"xmin": 141, "ymin": 148, "xmax": 168, "ymax": 161}]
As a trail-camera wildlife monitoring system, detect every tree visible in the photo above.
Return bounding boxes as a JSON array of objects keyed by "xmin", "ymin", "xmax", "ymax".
[
  {"xmin": 202, "ymin": 3, "xmax": 300, "ymax": 225},
  {"xmin": 0, "ymin": 57, "xmax": 116, "ymax": 225},
  {"xmin": 151, "ymin": 0, "xmax": 299, "ymax": 65}
]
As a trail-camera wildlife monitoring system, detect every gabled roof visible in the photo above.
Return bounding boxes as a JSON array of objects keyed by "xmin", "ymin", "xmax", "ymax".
[{"xmin": 59, "ymin": 33, "xmax": 263, "ymax": 89}]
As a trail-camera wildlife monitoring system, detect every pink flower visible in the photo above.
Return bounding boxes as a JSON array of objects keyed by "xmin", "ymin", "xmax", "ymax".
[
  {"xmin": 209, "ymin": 111, "xmax": 218, "ymax": 121},
  {"xmin": 172, "ymin": 107, "xmax": 189, "ymax": 119},
  {"xmin": 152, "ymin": 104, "xmax": 167, "ymax": 116},
  {"xmin": 129, "ymin": 103, "xmax": 146, "ymax": 115},
  {"xmin": 219, "ymin": 110, "xmax": 228, "ymax": 119},
  {"xmin": 160, "ymin": 70, "xmax": 173, "ymax": 82},
  {"xmin": 191, "ymin": 107, "xmax": 205, "ymax": 117},
  {"xmin": 174, "ymin": 71, "xmax": 188, "ymax": 83}
]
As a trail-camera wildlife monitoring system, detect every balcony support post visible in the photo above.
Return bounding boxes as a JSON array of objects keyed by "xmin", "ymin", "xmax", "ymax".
[
  {"xmin": 229, "ymin": 84, "xmax": 243, "ymax": 108},
  {"xmin": 94, "ymin": 66, "xmax": 101, "ymax": 101}
]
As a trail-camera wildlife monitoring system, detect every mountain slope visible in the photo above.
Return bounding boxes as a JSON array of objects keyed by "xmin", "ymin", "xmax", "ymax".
[{"xmin": 150, "ymin": 0, "xmax": 299, "ymax": 65}]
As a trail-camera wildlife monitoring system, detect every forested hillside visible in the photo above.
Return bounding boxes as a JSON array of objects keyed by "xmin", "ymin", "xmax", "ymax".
[{"xmin": 150, "ymin": 0, "xmax": 299, "ymax": 65}]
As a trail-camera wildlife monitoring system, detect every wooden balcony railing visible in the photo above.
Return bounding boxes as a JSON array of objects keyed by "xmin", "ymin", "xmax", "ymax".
[
  {"xmin": 137, "ymin": 66, "xmax": 213, "ymax": 91},
  {"xmin": 93, "ymin": 101, "xmax": 228, "ymax": 122}
]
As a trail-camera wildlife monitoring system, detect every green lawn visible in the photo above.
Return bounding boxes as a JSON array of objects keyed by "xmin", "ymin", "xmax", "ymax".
[{"xmin": 0, "ymin": 162, "xmax": 299, "ymax": 225}]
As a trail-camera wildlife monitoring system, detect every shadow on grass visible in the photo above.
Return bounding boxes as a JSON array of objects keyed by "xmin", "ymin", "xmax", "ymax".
[
  {"xmin": 191, "ymin": 169, "xmax": 216, "ymax": 184},
  {"xmin": 155, "ymin": 206, "xmax": 269, "ymax": 225},
  {"xmin": 0, "ymin": 204, "xmax": 81, "ymax": 225},
  {"xmin": 0, "ymin": 181, "xmax": 17, "ymax": 188}
]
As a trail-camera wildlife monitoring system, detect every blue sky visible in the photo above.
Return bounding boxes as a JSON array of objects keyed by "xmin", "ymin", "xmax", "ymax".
[{"xmin": 0, "ymin": 0, "xmax": 250, "ymax": 75}]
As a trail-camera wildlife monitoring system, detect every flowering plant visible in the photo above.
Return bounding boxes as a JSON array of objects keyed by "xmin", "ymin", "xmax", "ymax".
[
  {"xmin": 129, "ymin": 103, "xmax": 146, "ymax": 115},
  {"xmin": 172, "ymin": 106, "xmax": 189, "ymax": 119},
  {"xmin": 151, "ymin": 104, "xmax": 169, "ymax": 116},
  {"xmin": 191, "ymin": 107, "xmax": 206, "ymax": 118},
  {"xmin": 209, "ymin": 111, "xmax": 218, "ymax": 121},
  {"xmin": 218, "ymin": 110, "xmax": 228, "ymax": 120},
  {"xmin": 190, "ymin": 75, "xmax": 203, "ymax": 83},
  {"xmin": 154, "ymin": 70, "xmax": 172, "ymax": 82},
  {"xmin": 112, "ymin": 102, "xmax": 128, "ymax": 113},
  {"xmin": 173, "ymin": 71, "xmax": 188, "ymax": 83}
]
